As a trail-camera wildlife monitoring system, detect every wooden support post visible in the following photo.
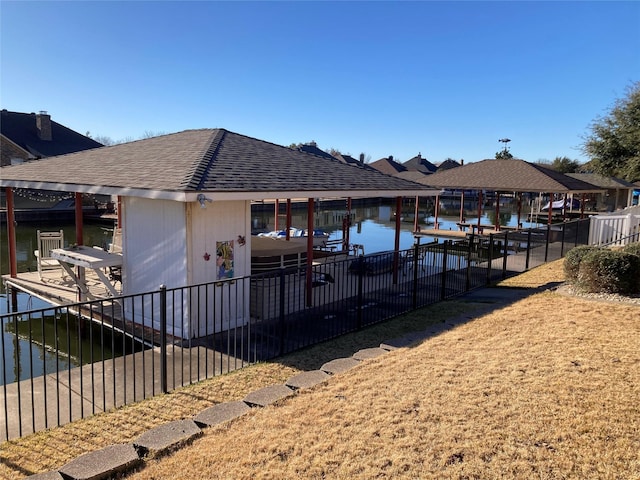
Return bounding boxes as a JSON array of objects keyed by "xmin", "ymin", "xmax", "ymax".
[
  {"xmin": 495, "ymin": 192, "xmax": 500, "ymax": 231},
  {"xmin": 75, "ymin": 192, "xmax": 84, "ymax": 245},
  {"xmin": 476, "ymin": 190, "xmax": 483, "ymax": 229},
  {"xmin": 286, "ymin": 199, "xmax": 292, "ymax": 240},
  {"xmin": 5, "ymin": 187, "xmax": 17, "ymax": 279},
  {"xmin": 393, "ymin": 196, "xmax": 402, "ymax": 284},
  {"xmin": 306, "ymin": 198, "xmax": 314, "ymax": 307}
]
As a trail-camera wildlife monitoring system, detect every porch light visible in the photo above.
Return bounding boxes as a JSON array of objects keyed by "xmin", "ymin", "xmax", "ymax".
[{"xmin": 197, "ymin": 193, "xmax": 213, "ymax": 209}]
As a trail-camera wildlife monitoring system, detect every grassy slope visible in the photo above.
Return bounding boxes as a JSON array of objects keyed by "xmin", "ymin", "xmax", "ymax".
[{"xmin": 1, "ymin": 261, "xmax": 639, "ymax": 479}]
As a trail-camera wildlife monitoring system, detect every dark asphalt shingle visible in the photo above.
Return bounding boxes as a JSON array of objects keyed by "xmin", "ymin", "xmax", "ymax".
[{"xmin": 0, "ymin": 129, "xmax": 436, "ymax": 196}]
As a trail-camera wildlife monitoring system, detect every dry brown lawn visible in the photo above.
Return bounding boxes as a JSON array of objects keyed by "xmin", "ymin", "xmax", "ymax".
[{"xmin": 1, "ymin": 260, "xmax": 639, "ymax": 479}]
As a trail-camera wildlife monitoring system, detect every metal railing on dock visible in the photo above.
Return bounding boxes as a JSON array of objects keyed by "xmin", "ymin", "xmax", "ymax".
[{"xmin": 1, "ymin": 218, "xmax": 591, "ymax": 440}]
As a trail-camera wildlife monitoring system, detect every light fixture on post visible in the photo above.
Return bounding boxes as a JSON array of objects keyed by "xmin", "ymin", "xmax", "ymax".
[{"xmin": 197, "ymin": 193, "xmax": 212, "ymax": 209}]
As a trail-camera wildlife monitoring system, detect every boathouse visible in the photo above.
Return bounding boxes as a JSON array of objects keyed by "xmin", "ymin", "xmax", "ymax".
[{"xmin": 1, "ymin": 129, "xmax": 439, "ymax": 338}]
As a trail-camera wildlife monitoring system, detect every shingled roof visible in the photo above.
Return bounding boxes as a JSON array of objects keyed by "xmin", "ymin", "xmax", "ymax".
[
  {"xmin": 410, "ymin": 159, "xmax": 604, "ymax": 193},
  {"xmin": 565, "ymin": 173, "xmax": 636, "ymax": 189},
  {"xmin": 369, "ymin": 156, "xmax": 407, "ymax": 176},
  {"xmin": 0, "ymin": 128, "xmax": 438, "ymax": 201},
  {"xmin": 403, "ymin": 154, "xmax": 437, "ymax": 174},
  {"xmin": 1, "ymin": 110, "xmax": 103, "ymax": 158}
]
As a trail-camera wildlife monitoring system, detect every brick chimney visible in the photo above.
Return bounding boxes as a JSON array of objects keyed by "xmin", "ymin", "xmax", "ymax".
[{"xmin": 36, "ymin": 111, "xmax": 52, "ymax": 141}]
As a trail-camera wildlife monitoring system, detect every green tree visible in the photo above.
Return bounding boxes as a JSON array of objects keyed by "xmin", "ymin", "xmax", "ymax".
[
  {"xmin": 582, "ymin": 81, "xmax": 640, "ymax": 182},
  {"xmin": 549, "ymin": 156, "xmax": 581, "ymax": 173},
  {"xmin": 495, "ymin": 149, "xmax": 513, "ymax": 159}
]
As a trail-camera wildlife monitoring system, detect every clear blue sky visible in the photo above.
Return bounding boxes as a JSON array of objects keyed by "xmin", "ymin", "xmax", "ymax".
[{"xmin": 2, "ymin": 1, "xmax": 639, "ymax": 165}]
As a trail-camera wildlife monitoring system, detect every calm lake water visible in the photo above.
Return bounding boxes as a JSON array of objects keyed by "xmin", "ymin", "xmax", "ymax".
[
  {"xmin": 1, "ymin": 198, "xmax": 535, "ymax": 384},
  {"xmin": 0, "ymin": 222, "xmax": 124, "ymax": 385}
]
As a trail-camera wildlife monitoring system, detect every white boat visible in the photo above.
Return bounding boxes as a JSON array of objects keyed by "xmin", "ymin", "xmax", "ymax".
[{"xmin": 257, "ymin": 227, "xmax": 330, "ymax": 247}]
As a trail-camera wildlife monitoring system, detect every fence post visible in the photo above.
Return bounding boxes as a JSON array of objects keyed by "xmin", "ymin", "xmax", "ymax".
[
  {"xmin": 560, "ymin": 222, "xmax": 567, "ymax": 257},
  {"xmin": 465, "ymin": 234, "xmax": 473, "ymax": 291},
  {"xmin": 486, "ymin": 234, "xmax": 494, "ymax": 285},
  {"xmin": 544, "ymin": 224, "xmax": 550, "ymax": 262},
  {"xmin": 159, "ymin": 285, "xmax": 167, "ymax": 394},
  {"xmin": 357, "ymin": 259, "xmax": 364, "ymax": 330},
  {"xmin": 279, "ymin": 268, "xmax": 286, "ymax": 356},
  {"xmin": 412, "ymin": 243, "xmax": 419, "ymax": 309},
  {"xmin": 574, "ymin": 218, "xmax": 580, "ymax": 247},
  {"xmin": 440, "ymin": 241, "xmax": 448, "ymax": 300},
  {"xmin": 502, "ymin": 231, "xmax": 509, "ymax": 278},
  {"xmin": 525, "ymin": 228, "xmax": 532, "ymax": 270}
]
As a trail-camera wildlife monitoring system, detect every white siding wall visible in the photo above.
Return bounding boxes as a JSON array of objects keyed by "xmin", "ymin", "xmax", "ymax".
[
  {"xmin": 188, "ymin": 200, "xmax": 251, "ymax": 284},
  {"xmin": 121, "ymin": 198, "xmax": 252, "ymax": 339},
  {"xmin": 123, "ymin": 197, "xmax": 189, "ymax": 337},
  {"xmin": 124, "ymin": 197, "xmax": 188, "ymax": 291},
  {"xmin": 188, "ymin": 200, "xmax": 251, "ymax": 337}
]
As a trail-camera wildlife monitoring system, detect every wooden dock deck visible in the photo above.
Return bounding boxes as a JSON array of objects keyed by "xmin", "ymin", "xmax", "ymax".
[{"xmin": 2, "ymin": 268, "xmax": 121, "ymax": 306}]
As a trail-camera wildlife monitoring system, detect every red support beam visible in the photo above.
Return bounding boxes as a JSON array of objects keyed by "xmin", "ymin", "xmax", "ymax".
[
  {"xmin": 434, "ymin": 195, "xmax": 440, "ymax": 230},
  {"xmin": 75, "ymin": 192, "xmax": 84, "ymax": 245},
  {"xmin": 5, "ymin": 188, "xmax": 17, "ymax": 278},
  {"xmin": 286, "ymin": 199, "xmax": 292, "ymax": 240},
  {"xmin": 306, "ymin": 198, "xmax": 314, "ymax": 307},
  {"xmin": 393, "ymin": 196, "xmax": 402, "ymax": 285},
  {"xmin": 413, "ymin": 196, "xmax": 420, "ymax": 233},
  {"xmin": 495, "ymin": 192, "xmax": 500, "ymax": 231},
  {"xmin": 476, "ymin": 190, "xmax": 483, "ymax": 228},
  {"xmin": 344, "ymin": 197, "xmax": 352, "ymax": 250},
  {"xmin": 274, "ymin": 199, "xmax": 279, "ymax": 231},
  {"xmin": 117, "ymin": 195, "xmax": 123, "ymax": 228}
]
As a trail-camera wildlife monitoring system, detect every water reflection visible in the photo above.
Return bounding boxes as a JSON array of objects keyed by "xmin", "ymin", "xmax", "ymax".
[
  {"xmin": 252, "ymin": 198, "xmax": 535, "ymax": 254},
  {"xmin": 1, "ymin": 303, "xmax": 129, "ymax": 386}
]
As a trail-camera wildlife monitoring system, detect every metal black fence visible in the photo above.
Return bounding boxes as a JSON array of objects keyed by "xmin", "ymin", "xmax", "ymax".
[{"xmin": 1, "ymin": 218, "xmax": 591, "ymax": 440}]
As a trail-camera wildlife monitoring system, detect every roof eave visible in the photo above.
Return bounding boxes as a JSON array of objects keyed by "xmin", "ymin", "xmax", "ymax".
[{"xmin": 1, "ymin": 180, "xmax": 441, "ymax": 202}]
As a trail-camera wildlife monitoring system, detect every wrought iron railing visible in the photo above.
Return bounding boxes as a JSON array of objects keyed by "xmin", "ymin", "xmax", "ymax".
[{"xmin": 1, "ymin": 218, "xmax": 591, "ymax": 440}]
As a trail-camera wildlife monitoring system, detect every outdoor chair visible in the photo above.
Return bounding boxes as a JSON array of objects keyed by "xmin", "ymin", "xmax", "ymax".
[
  {"xmin": 34, "ymin": 229, "xmax": 65, "ymax": 280},
  {"xmin": 109, "ymin": 227, "xmax": 122, "ymax": 253}
]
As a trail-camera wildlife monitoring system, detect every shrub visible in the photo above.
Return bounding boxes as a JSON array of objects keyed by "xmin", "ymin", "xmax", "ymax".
[
  {"xmin": 622, "ymin": 241, "xmax": 640, "ymax": 258},
  {"xmin": 564, "ymin": 245, "xmax": 599, "ymax": 283},
  {"xmin": 576, "ymin": 249, "xmax": 640, "ymax": 294}
]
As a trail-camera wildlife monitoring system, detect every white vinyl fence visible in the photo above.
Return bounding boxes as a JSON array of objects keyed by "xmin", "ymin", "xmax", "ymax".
[{"xmin": 589, "ymin": 207, "xmax": 640, "ymax": 246}]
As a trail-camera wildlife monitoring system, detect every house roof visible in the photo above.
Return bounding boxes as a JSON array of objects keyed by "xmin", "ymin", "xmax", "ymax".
[
  {"xmin": 0, "ymin": 110, "xmax": 103, "ymax": 157},
  {"xmin": 403, "ymin": 154, "xmax": 437, "ymax": 174},
  {"xmin": 565, "ymin": 173, "xmax": 637, "ymax": 189},
  {"xmin": 296, "ymin": 143, "xmax": 337, "ymax": 160},
  {"xmin": 369, "ymin": 156, "xmax": 407, "ymax": 176},
  {"xmin": 0, "ymin": 128, "xmax": 439, "ymax": 201},
  {"xmin": 435, "ymin": 159, "xmax": 461, "ymax": 171},
  {"xmin": 409, "ymin": 159, "xmax": 604, "ymax": 193}
]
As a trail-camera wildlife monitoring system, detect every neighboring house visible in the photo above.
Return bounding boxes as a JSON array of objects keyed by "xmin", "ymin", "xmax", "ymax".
[
  {"xmin": 296, "ymin": 142, "xmax": 337, "ymax": 161},
  {"xmin": 296, "ymin": 144, "xmax": 373, "ymax": 170},
  {"xmin": 435, "ymin": 158, "xmax": 462, "ymax": 171},
  {"xmin": 566, "ymin": 173, "xmax": 637, "ymax": 211},
  {"xmin": 403, "ymin": 153, "xmax": 437, "ymax": 174},
  {"xmin": 0, "ymin": 109, "xmax": 102, "ymax": 166},
  {"xmin": 369, "ymin": 155, "xmax": 407, "ymax": 176}
]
